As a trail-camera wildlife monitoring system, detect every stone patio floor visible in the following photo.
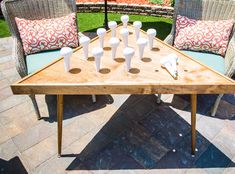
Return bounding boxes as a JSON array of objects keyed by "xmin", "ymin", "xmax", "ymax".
[{"xmin": 0, "ymin": 35, "xmax": 235, "ymax": 174}]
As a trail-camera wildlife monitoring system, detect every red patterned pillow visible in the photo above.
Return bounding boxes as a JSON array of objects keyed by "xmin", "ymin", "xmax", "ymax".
[
  {"xmin": 15, "ymin": 13, "xmax": 78, "ymax": 55},
  {"xmin": 174, "ymin": 15, "xmax": 234, "ymax": 56}
]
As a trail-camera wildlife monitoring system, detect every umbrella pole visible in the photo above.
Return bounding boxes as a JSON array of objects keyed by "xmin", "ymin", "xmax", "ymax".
[{"xmin": 104, "ymin": 0, "xmax": 108, "ymax": 29}]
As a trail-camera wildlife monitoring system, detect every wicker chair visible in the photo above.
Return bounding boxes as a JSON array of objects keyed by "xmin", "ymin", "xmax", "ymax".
[
  {"xmin": 1, "ymin": 0, "xmax": 96, "ymax": 120},
  {"xmin": 162, "ymin": 0, "xmax": 235, "ymax": 116}
]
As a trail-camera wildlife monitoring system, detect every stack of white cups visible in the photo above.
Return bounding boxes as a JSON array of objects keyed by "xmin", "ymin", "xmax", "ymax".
[
  {"xmin": 147, "ymin": 28, "xmax": 157, "ymax": 50},
  {"xmin": 60, "ymin": 47, "xmax": 73, "ymax": 72},
  {"xmin": 123, "ymin": 47, "xmax": 135, "ymax": 72},
  {"xmin": 109, "ymin": 37, "xmax": 120, "ymax": 59},
  {"xmin": 79, "ymin": 36, "xmax": 90, "ymax": 60},
  {"xmin": 133, "ymin": 21, "xmax": 142, "ymax": 40},
  {"xmin": 97, "ymin": 28, "xmax": 106, "ymax": 48},
  {"xmin": 137, "ymin": 38, "xmax": 148, "ymax": 60},
  {"xmin": 92, "ymin": 47, "xmax": 104, "ymax": 72},
  {"xmin": 108, "ymin": 21, "xmax": 117, "ymax": 37},
  {"xmin": 120, "ymin": 28, "xmax": 129, "ymax": 48},
  {"xmin": 121, "ymin": 15, "xmax": 129, "ymax": 28}
]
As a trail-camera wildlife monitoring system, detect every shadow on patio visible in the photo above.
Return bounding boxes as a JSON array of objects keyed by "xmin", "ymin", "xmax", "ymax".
[{"xmin": 43, "ymin": 94, "xmax": 234, "ymax": 171}]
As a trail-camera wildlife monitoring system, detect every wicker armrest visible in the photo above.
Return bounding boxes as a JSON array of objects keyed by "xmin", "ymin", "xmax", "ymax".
[
  {"xmin": 13, "ymin": 37, "xmax": 28, "ymax": 78},
  {"xmin": 164, "ymin": 34, "xmax": 174, "ymax": 46},
  {"xmin": 225, "ymin": 35, "xmax": 235, "ymax": 77},
  {"xmin": 78, "ymin": 32, "xmax": 85, "ymax": 38}
]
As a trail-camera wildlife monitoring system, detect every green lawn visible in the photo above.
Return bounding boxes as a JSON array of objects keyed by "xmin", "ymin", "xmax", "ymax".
[
  {"xmin": 0, "ymin": 18, "xmax": 11, "ymax": 38},
  {"xmin": 0, "ymin": 13, "xmax": 172, "ymax": 40}
]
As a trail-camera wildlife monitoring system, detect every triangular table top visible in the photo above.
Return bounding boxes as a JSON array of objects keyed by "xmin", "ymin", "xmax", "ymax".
[{"xmin": 11, "ymin": 25, "xmax": 235, "ymax": 95}]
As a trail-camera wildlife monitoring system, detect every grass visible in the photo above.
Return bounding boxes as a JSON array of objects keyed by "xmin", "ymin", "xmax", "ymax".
[
  {"xmin": 0, "ymin": 18, "xmax": 11, "ymax": 38},
  {"xmin": 149, "ymin": 0, "xmax": 164, "ymax": 5},
  {"xmin": 0, "ymin": 13, "xmax": 172, "ymax": 40}
]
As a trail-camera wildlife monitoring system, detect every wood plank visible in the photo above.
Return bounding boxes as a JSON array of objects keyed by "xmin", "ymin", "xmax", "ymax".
[{"xmin": 11, "ymin": 24, "xmax": 235, "ymax": 95}]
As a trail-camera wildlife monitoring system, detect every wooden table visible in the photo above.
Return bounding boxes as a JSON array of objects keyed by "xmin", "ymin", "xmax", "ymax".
[{"xmin": 11, "ymin": 24, "xmax": 235, "ymax": 157}]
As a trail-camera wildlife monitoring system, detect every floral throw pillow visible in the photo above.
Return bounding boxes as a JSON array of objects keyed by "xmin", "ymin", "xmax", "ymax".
[
  {"xmin": 174, "ymin": 15, "xmax": 234, "ymax": 56},
  {"xmin": 15, "ymin": 13, "xmax": 78, "ymax": 55}
]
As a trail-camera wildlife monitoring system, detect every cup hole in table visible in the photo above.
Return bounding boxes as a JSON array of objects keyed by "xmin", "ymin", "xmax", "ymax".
[
  {"xmin": 114, "ymin": 57, "xmax": 125, "ymax": 63},
  {"xmin": 152, "ymin": 47, "xmax": 160, "ymax": 52},
  {"xmin": 129, "ymin": 31, "xmax": 133, "ymax": 35},
  {"xmin": 104, "ymin": 47, "xmax": 111, "ymax": 51},
  {"xmin": 87, "ymin": 56, "xmax": 95, "ymax": 61},
  {"xmin": 69, "ymin": 68, "xmax": 81, "ymax": 74},
  {"xmin": 141, "ymin": 57, "xmax": 152, "ymax": 62},
  {"xmin": 129, "ymin": 68, "xmax": 140, "ymax": 74},
  {"xmin": 184, "ymin": 69, "xmax": 188, "ymax": 72},
  {"xmin": 99, "ymin": 68, "xmax": 111, "ymax": 74},
  {"xmin": 155, "ymin": 69, "xmax": 159, "ymax": 72}
]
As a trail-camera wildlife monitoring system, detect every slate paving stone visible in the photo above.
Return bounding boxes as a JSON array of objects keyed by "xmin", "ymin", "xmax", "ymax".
[
  {"xmin": 77, "ymin": 142, "xmax": 142, "ymax": 170},
  {"xmin": 115, "ymin": 124, "xmax": 153, "ymax": 155},
  {"xmin": 112, "ymin": 124, "xmax": 168, "ymax": 169},
  {"xmin": 130, "ymin": 147, "xmax": 158, "ymax": 169},
  {"xmin": 0, "ymin": 100, "xmax": 34, "ymax": 125},
  {"xmin": 0, "ymin": 86, "xmax": 13, "ymax": 101},
  {"xmin": 195, "ymin": 144, "xmax": 231, "ymax": 169},
  {"xmin": 139, "ymin": 108, "xmax": 171, "ymax": 134},
  {"xmin": 0, "ymin": 79, "xmax": 10, "ymax": 90},
  {"xmin": 156, "ymin": 131, "xmax": 211, "ymax": 169},
  {"xmin": 0, "ymin": 60, "xmax": 15, "ymax": 72},
  {"xmin": 0, "ymin": 95, "xmax": 29, "ymax": 113},
  {"xmin": 0, "ymin": 155, "xmax": 28, "ymax": 174},
  {"xmin": 222, "ymin": 94, "xmax": 235, "ymax": 105},
  {"xmin": 196, "ymin": 115, "xmax": 225, "ymax": 141},
  {"xmin": 177, "ymin": 94, "xmax": 217, "ymax": 115},
  {"xmin": 0, "ymin": 139, "xmax": 18, "ymax": 161},
  {"xmin": 139, "ymin": 136, "xmax": 169, "ymax": 163},
  {"xmin": 152, "ymin": 115, "xmax": 191, "ymax": 149},
  {"xmin": 215, "ymin": 100, "xmax": 235, "ymax": 119},
  {"xmin": 212, "ymin": 126, "xmax": 235, "ymax": 159},
  {"xmin": 155, "ymin": 148, "xmax": 195, "ymax": 168},
  {"xmin": 101, "ymin": 112, "xmax": 132, "ymax": 140},
  {"xmin": 177, "ymin": 132, "xmax": 211, "ymax": 161},
  {"xmin": 0, "ymin": 55, "xmax": 12, "ymax": 64},
  {"xmin": 122, "ymin": 95, "xmax": 157, "ymax": 122}
]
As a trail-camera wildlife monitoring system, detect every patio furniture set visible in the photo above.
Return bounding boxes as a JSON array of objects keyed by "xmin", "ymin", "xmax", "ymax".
[{"xmin": 1, "ymin": 0, "xmax": 235, "ymax": 157}]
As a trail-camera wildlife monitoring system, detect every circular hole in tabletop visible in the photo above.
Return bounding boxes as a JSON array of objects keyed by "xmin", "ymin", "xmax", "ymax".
[
  {"xmin": 141, "ymin": 57, "xmax": 152, "ymax": 62},
  {"xmin": 184, "ymin": 69, "xmax": 188, "ymax": 72},
  {"xmin": 155, "ymin": 69, "xmax": 159, "ymax": 72},
  {"xmin": 104, "ymin": 47, "xmax": 111, "ymax": 51},
  {"xmin": 114, "ymin": 57, "xmax": 125, "ymax": 63},
  {"xmin": 99, "ymin": 68, "xmax": 111, "ymax": 74},
  {"xmin": 129, "ymin": 31, "xmax": 133, "ymax": 35},
  {"xmin": 129, "ymin": 68, "xmax": 140, "ymax": 74},
  {"xmin": 151, "ymin": 47, "xmax": 160, "ymax": 52},
  {"xmin": 87, "ymin": 56, "xmax": 95, "ymax": 61},
  {"xmin": 69, "ymin": 68, "xmax": 81, "ymax": 74}
]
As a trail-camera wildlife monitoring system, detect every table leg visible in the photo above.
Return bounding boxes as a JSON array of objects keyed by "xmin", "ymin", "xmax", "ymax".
[
  {"xmin": 57, "ymin": 95, "xmax": 63, "ymax": 157},
  {"xmin": 191, "ymin": 94, "xmax": 197, "ymax": 155}
]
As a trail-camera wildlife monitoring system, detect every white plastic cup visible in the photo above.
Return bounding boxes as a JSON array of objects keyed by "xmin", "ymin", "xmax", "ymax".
[
  {"xmin": 109, "ymin": 37, "xmax": 120, "ymax": 59},
  {"xmin": 79, "ymin": 36, "xmax": 90, "ymax": 60},
  {"xmin": 92, "ymin": 47, "xmax": 104, "ymax": 72},
  {"xmin": 137, "ymin": 38, "xmax": 148, "ymax": 59},
  {"xmin": 108, "ymin": 21, "xmax": 117, "ymax": 37},
  {"xmin": 167, "ymin": 53, "xmax": 178, "ymax": 75},
  {"xmin": 123, "ymin": 47, "xmax": 135, "ymax": 72},
  {"xmin": 121, "ymin": 15, "xmax": 129, "ymax": 28},
  {"xmin": 160, "ymin": 54, "xmax": 178, "ymax": 78},
  {"xmin": 120, "ymin": 28, "xmax": 129, "ymax": 47},
  {"xmin": 147, "ymin": 28, "xmax": 157, "ymax": 50},
  {"xmin": 97, "ymin": 28, "xmax": 106, "ymax": 48},
  {"xmin": 133, "ymin": 21, "xmax": 142, "ymax": 40},
  {"xmin": 60, "ymin": 47, "xmax": 73, "ymax": 72}
]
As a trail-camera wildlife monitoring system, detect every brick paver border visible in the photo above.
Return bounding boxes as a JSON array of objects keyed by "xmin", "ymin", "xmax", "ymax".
[{"xmin": 76, "ymin": 2, "xmax": 174, "ymax": 18}]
